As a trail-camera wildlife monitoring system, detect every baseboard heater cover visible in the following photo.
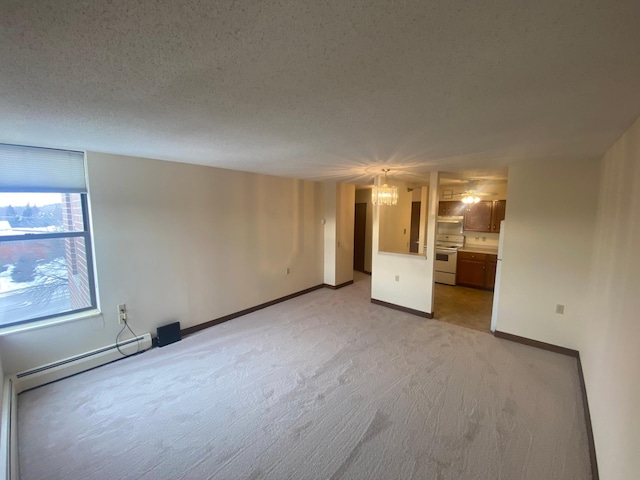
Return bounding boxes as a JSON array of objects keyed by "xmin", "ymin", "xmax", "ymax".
[{"xmin": 13, "ymin": 333, "xmax": 152, "ymax": 394}]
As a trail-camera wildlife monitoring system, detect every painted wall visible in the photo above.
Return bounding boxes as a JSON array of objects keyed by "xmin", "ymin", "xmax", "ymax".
[
  {"xmin": 323, "ymin": 183, "xmax": 337, "ymax": 285},
  {"xmin": 371, "ymin": 175, "xmax": 437, "ymax": 315},
  {"xmin": 355, "ymin": 189, "xmax": 373, "ymax": 272},
  {"xmin": 0, "ymin": 152, "xmax": 325, "ymax": 373},
  {"xmin": 335, "ymin": 183, "xmax": 355, "ymax": 285},
  {"xmin": 581, "ymin": 116, "xmax": 640, "ymax": 480},
  {"xmin": 495, "ymin": 158, "xmax": 600, "ymax": 349},
  {"xmin": 0, "ymin": 355, "xmax": 3, "ymax": 402},
  {"xmin": 378, "ymin": 180, "xmax": 413, "ymax": 254},
  {"xmin": 323, "ymin": 183, "xmax": 354, "ymax": 286}
]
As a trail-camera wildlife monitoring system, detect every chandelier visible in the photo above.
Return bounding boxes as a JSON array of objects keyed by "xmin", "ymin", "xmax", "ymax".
[{"xmin": 372, "ymin": 169, "xmax": 398, "ymax": 206}]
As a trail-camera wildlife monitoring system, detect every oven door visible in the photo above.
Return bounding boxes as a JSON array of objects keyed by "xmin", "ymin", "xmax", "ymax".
[{"xmin": 435, "ymin": 248, "xmax": 458, "ymax": 285}]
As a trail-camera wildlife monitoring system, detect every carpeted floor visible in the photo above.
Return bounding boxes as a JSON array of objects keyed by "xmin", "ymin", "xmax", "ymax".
[{"xmin": 18, "ymin": 273, "xmax": 591, "ymax": 479}]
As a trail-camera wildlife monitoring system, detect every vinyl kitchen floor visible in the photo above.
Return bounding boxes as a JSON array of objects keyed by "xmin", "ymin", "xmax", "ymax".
[{"xmin": 433, "ymin": 283, "xmax": 494, "ymax": 333}]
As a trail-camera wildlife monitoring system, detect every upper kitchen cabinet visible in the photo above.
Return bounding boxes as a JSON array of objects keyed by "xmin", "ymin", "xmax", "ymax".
[
  {"xmin": 491, "ymin": 200, "xmax": 506, "ymax": 232},
  {"xmin": 438, "ymin": 201, "xmax": 464, "ymax": 216},
  {"xmin": 463, "ymin": 200, "xmax": 507, "ymax": 233},
  {"xmin": 463, "ymin": 201, "xmax": 493, "ymax": 232}
]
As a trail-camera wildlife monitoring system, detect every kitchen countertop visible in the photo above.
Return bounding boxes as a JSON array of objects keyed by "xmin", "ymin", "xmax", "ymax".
[{"xmin": 458, "ymin": 245, "xmax": 499, "ymax": 255}]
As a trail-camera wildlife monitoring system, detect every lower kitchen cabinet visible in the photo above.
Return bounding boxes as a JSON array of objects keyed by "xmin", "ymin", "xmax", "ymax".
[{"xmin": 457, "ymin": 252, "xmax": 497, "ymax": 290}]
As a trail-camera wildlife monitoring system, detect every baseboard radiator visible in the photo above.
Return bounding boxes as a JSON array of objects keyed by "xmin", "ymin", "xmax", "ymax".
[{"xmin": 1, "ymin": 333, "xmax": 152, "ymax": 480}]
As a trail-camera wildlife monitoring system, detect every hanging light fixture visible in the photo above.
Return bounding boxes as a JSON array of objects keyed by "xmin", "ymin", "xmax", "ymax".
[
  {"xmin": 372, "ymin": 169, "xmax": 398, "ymax": 206},
  {"xmin": 461, "ymin": 192, "xmax": 481, "ymax": 204}
]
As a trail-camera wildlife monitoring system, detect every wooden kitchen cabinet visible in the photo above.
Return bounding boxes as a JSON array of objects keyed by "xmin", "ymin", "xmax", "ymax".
[
  {"xmin": 457, "ymin": 252, "xmax": 498, "ymax": 290},
  {"xmin": 491, "ymin": 200, "xmax": 506, "ymax": 233},
  {"xmin": 438, "ymin": 201, "xmax": 464, "ymax": 216},
  {"xmin": 463, "ymin": 200, "xmax": 507, "ymax": 233},
  {"xmin": 463, "ymin": 201, "xmax": 493, "ymax": 232}
]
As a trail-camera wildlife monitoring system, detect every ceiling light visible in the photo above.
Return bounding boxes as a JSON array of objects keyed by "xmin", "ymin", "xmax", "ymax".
[
  {"xmin": 462, "ymin": 194, "xmax": 481, "ymax": 204},
  {"xmin": 372, "ymin": 169, "xmax": 398, "ymax": 206}
]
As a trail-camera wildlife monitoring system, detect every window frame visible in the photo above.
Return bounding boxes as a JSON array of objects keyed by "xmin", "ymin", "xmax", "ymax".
[{"xmin": 0, "ymin": 192, "xmax": 97, "ymax": 328}]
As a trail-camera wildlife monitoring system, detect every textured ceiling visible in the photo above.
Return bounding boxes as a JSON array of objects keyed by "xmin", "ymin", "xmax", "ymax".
[{"xmin": 1, "ymin": 0, "xmax": 640, "ymax": 185}]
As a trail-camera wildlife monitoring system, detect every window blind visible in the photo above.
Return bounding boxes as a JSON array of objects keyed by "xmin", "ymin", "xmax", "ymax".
[{"xmin": 0, "ymin": 143, "xmax": 87, "ymax": 193}]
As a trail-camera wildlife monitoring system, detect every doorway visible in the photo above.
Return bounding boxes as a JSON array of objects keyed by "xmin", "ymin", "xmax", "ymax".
[
  {"xmin": 353, "ymin": 202, "xmax": 367, "ymax": 272},
  {"xmin": 409, "ymin": 201, "xmax": 421, "ymax": 253}
]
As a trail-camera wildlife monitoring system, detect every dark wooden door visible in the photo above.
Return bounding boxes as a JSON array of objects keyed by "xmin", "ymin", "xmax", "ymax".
[
  {"xmin": 409, "ymin": 201, "xmax": 421, "ymax": 253},
  {"xmin": 463, "ymin": 201, "xmax": 493, "ymax": 232},
  {"xmin": 353, "ymin": 203, "xmax": 367, "ymax": 271}
]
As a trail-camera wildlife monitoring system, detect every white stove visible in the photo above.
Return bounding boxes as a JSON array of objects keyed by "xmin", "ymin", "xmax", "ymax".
[{"xmin": 435, "ymin": 234, "xmax": 464, "ymax": 285}]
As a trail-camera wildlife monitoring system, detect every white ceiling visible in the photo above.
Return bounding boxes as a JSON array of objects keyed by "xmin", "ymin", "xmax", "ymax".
[{"xmin": 1, "ymin": 0, "xmax": 639, "ymax": 185}]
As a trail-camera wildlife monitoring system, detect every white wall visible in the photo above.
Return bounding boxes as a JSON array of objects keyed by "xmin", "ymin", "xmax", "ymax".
[
  {"xmin": 323, "ymin": 183, "xmax": 337, "ymax": 285},
  {"xmin": 323, "ymin": 183, "xmax": 354, "ymax": 286},
  {"xmin": 495, "ymin": 158, "xmax": 600, "ymax": 348},
  {"xmin": 335, "ymin": 183, "xmax": 355, "ymax": 285},
  {"xmin": 0, "ymin": 152, "xmax": 325, "ymax": 373},
  {"xmin": 371, "ymin": 175, "xmax": 437, "ymax": 314},
  {"xmin": 580, "ymin": 117, "xmax": 640, "ymax": 480},
  {"xmin": 0, "ymin": 355, "xmax": 3, "ymax": 402},
  {"xmin": 378, "ymin": 180, "xmax": 413, "ymax": 254}
]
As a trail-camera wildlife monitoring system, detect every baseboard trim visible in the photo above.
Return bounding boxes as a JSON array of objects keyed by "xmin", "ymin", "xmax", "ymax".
[
  {"xmin": 181, "ymin": 284, "xmax": 325, "ymax": 337},
  {"xmin": 323, "ymin": 280, "xmax": 354, "ymax": 290},
  {"xmin": 494, "ymin": 330, "xmax": 599, "ymax": 480},
  {"xmin": 576, "ymin": 353, "xmax": 600, "ymax": 480},
  {"xmin": 493, "ymin": 330, "xmax": 578, "ymax": 357},
  {"xmin": 371, "ymin": 298, "xmax": 433, "ymax": 318}
]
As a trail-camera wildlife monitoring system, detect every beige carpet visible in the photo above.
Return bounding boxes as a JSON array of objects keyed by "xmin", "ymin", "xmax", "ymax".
[{"xmin": 18, "ymin": 273, "xmax": 591, "ymax": 479}]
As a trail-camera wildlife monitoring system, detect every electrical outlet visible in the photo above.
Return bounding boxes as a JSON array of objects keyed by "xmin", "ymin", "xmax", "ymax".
[
  {"xmin": 556, "ymin": 304, "xmax": 565, "ymax": 315},
  {"xmin": 117, "ymin": 303, "xmax": 127, "ymax": 324},
  {"xmin": 395, "ymin": 275, "xmax": 400, "ymax": 282},
  {"xmin": 286, "ymin": 267, "xmax": 290, "ymax": 274}
]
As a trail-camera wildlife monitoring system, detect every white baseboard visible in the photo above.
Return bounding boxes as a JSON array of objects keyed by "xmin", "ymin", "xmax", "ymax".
[{"xmin": 0, "ymin": 333, "xmax": 152, "ymax": 480}]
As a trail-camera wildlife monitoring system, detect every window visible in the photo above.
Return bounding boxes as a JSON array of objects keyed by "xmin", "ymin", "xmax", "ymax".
[{"xmin": 0, "ymin": 144, "xmax": 96, "ymax": 328}]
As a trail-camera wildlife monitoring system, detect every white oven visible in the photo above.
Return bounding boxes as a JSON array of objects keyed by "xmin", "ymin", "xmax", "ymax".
[
  {"xmin": 435, "ymin": 248, "xmax": 458, "ymax": 285},
  {"xmin": 435, "ymin": 234, "xmax": 464, "ymax": 285}
]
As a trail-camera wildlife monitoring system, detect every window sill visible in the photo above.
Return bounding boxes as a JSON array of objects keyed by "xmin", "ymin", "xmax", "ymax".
[{"xmin": 0, "ymin": 309, "xmax": 103, "ymax": 337}]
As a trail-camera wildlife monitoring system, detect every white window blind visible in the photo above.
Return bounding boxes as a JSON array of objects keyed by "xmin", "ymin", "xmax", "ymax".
[{"xmin": 0, "ymin": 143, "xmax": 86, "ymax": 193}]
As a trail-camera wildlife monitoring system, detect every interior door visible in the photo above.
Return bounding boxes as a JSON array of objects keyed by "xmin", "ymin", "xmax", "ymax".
[
  {"xmin": 409, "ymin": 201, "xmax": 421, "ymax": 253},
  {"xmin": 353, "ymin": 203, "xmax": 367, "ymax": 271}
]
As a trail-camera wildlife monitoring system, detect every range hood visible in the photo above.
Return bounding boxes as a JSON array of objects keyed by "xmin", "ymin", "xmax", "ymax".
[{"xmin": 437, "ymin": 215, "xmax": 464, "ymax": 223}]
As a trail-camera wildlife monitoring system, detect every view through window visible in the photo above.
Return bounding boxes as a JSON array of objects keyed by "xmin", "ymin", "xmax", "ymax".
[{"xmin": 0, "ymin": 144, "xmax": 97, "ymax": 327}]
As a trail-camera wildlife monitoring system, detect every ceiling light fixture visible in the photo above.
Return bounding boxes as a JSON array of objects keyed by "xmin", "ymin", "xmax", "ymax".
[
  {"xmin": 372, "ymin": 169, "xmax": 398, "ymax": 206},
  {"xmin": 461, "ymin": 193, "xmax": 481, "ymax": 204}
]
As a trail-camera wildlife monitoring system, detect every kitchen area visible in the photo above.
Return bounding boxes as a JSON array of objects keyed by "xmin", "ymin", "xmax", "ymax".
[
  {"xmin": 433, "ymin": 178, "xmax": 507, "ymax": 332},
  {"xmin": 354, "ymin": 173, "xmax": 507, "ymax": 332}
]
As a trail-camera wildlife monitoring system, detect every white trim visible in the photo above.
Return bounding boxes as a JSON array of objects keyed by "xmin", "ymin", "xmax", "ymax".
[
  {"xmin": 0, "ymin": 334, "xmax": 152, "ymax": 480},
  {"xmin": 1, "ymin": 375, "xmax": 18, "ymax": 480},
  {"xmin": 14, "ymin": 333, "xmax": 152, "ymax": 394},
  {"xmin": 0, "ymin": 309, "xmax": 102, "ymax": 337}
]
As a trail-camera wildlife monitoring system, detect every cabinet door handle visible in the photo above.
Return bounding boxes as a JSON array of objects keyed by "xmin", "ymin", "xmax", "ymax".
[{"xmin": 483, "ymin": 265, "xmax": 486, "ymax": 269}]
